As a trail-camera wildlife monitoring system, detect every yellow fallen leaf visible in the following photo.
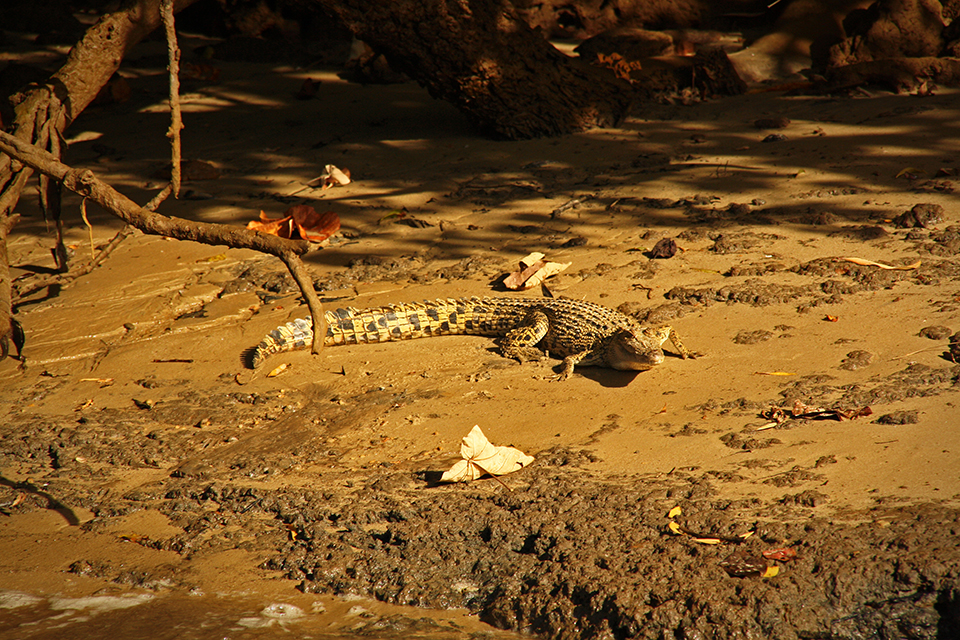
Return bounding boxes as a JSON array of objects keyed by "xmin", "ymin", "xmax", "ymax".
[
  {"xmin": 691, "ymin": 537, "xmax": 723, "ymax": 545},
  {"xmin": 267, "ymin": 363, "xmax": 290, "ymax": 377},
  {"xmin": 667, "ymin": 506, "xmax": 683, "ymax": 518},
  {"xmin": 668, "ymin": 521, "xmax": 683, "ymax": 535},
  {"xmin": 754, "ymin": 371, "xmax": 795, "ymax": 376},
  {"xmin": 762, "ymin": 566, "xmax": 780, "ymax": 578}
]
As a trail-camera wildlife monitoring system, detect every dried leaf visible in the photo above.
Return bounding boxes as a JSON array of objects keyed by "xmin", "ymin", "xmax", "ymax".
[
  {"xmin": 844, "ymin": 257, "xmax": 921, "ymax": 270},
  {"xmin": 720, "ymin": 549, "xmax": 769, "ymax": 577},
  {"xmin": 667, "ymin": 506, "xmax": 683, "ymax": 518},
  {"xmin": 649, "ymin": 238, "xmax": 679, "ymax": 259},
  {"xmin": 267, "ymin": 363, "xmax": 290, "ymax": 378},
  {"xmin": 308, "ymin": 164, "xmax": 352, "ymax": 190},
  {"xmin": 763, "ymin": 547, "xmax": 798, "ymax": 562},
  {"xmin": 440, "ymin": 425, "xmax": 534, "ymax": 483},
  {"xmin": 247, "ymin": 205, "xmax": 340, "ymax": 244},
  {"xmin": 754, "ymin": 371, "xmax": 795, "ymax": 376},
  {"xmin": 762, "ymin": 565, "xmax": 780, "ymax": 578},
  {"xmin": 379, "ymin": 209, "xmax": 408, "ymax": 223},
  {"xmin": 668, "ymin": 521, "xmax": 683, "ymax": 535},
  {"xmin": 595, "ymin": 52, "xmax": 643, "ymax": 82},
  {"xmin": 761, "ymin": 401, "xmax": 872, "ymax": 422},
  {"xmin": 824, "ymin": 315, "xmax": 839, "ymax": 322},
  {"xmin": 503, "ymin": 252, "xmax": 570, "ymax": 291},
  {"xmin": 896, "ymin": 167, "xmax": 923, "ymax": 179}
]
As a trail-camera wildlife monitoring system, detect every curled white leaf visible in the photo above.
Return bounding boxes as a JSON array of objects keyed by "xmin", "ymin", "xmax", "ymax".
[{"xmin": 441, "ymin": 425, "xmax": 534, "ymax": 483}]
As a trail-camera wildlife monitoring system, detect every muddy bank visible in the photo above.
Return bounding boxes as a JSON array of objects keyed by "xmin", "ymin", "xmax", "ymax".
[
  {"xmin": 4, "ymin": 20, "xmax": 960, "ymax": 639},
  {"xmin": 275, "ymin": 461, "xmax": 960, "ymax": 640}
]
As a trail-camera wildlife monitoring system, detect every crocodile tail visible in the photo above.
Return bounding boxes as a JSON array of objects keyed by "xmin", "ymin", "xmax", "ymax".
[{"xmin": 250, "ymin": 317, "xmax": 314, "ymax": 368}]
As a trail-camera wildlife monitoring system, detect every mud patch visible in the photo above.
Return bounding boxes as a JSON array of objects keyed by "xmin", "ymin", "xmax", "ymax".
[{"xmin": 259, "ymin": 460, "xmax": 960, "ymax": 640}]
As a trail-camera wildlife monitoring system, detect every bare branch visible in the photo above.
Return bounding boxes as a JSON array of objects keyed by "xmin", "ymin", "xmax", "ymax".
[
  {"xmin": 161, "ymin": 0, "xmax": 184, "ymax": 198},
  {"xmin": 0, "ymin": 130, "xmax": 328, "ymax": 357}
]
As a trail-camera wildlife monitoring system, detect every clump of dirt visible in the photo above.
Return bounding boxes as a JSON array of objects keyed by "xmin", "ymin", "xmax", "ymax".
[{"xmin": 777, "ymin": 363, "xmax": 959, "ymax": 407}]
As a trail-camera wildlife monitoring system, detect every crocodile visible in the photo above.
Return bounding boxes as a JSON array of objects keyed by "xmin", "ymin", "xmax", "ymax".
[{"xmin": 248, "ymin": 296, "xmax": 696, "ymax": 380}]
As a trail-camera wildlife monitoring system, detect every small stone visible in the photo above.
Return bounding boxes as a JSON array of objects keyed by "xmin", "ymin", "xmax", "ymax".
[
  {"xmin": 893, "ymin": 203, "xmax": 945, "ymax": 229},
  {"xmin": 733, "ymin": 330, "xmax": 774, "ymax": 345},
  {"xmin": 918, "ymin": 326, "xmax": 952, "ymax": 340},
  {"xmin": 874, "ymin": 410, "xmax": 919, "ymax": 425},
  {"xmin": 839, "ymin": 350, "xmax": 874, "ymax": 371},
  {"xmin": 762, "ymin": 133, "xmax": 787, "ymax": 143}
]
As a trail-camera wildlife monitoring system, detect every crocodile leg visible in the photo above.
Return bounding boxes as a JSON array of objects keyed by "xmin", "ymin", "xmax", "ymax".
[
  {"xmin": 558, "ymin": 350, "xmax": 591, "ymax": 381},
  {"xmin": 499, "ymin": 309, "xmax": 549, "ymax": 363},
  {"xmin": 667, "ymin": 328, "xmax": 697, "ymax": 359}
]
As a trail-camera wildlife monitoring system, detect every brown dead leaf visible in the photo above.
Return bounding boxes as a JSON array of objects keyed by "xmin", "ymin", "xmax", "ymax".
[
  {"xmin": 719, "ymin": 549, "xmax": 770, "ymax": 577},
  {"xmin": 761, "ymin": 401, "xmax": 872, "ymax": 423},
  {"xmin": 649, "ymin": 238, "xmax": 679, "ymax": 259},
  {"xmin": 824, "ymin": 315, "xmax": 839, "ymax": 322},
  {"xmin": 763, "ymin": 547, "xmax": 798, "ymax": 562},
  {"xmin": 503, "ymin": 252, "xmax": 570, "ymax": 291},
  {"xmin": 247, "ymin": 205, "xmax": 340, "ymax": 244},
  {"xmin": 503, "ymin": 259, "xmax": 546, "ymax": 290},
  {"xmin": 595, "ymin": 52, "xmax": 643, "ymax": 83}
]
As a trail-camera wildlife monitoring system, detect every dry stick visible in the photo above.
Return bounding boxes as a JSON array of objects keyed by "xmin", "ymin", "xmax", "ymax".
[
  {"xmin": 80, "ymin": 198, "xmax": 95, "ymax": 262},
  {"xmin": 0, "ymin": 170, "xmax": 32, "ymax": 360},
  {"xmin": 160, "ymin": 0, "xmax": 183, "ymax": 198},
  {"xmin": 278, "ymin": 252, "xmax": 328, "ymax": 357},
  {"xmin": 0, "ymin": 212, "xmax": 22, "ymax": 360},
  {"xmin": 0, "ymin": 130, "xmax": 328, "ymax": 357},
  {"xmin": 48, "ymin": 108, "xmax": 68, "ymax": 272}
]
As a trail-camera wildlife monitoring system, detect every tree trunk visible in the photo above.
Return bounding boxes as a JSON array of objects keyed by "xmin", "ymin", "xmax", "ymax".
[{"xmin": 320, "ymin": 0, "xmax": 633, "ymax": 139}]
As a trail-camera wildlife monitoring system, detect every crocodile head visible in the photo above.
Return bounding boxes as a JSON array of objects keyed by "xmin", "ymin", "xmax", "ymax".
[{"xmin": 605, "ymin": 327, "xmax": 671, "ymax": 371}]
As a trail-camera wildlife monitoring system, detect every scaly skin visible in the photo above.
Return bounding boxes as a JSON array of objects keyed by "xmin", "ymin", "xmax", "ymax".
[{"xmin": 249, "ymin": 296, "xmax": 696, "ymax": 380}]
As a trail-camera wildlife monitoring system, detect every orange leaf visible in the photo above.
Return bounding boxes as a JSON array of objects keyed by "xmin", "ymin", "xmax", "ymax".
[
  {"xmin": 248, "ymin": 206, "xmax": 340, "ymax": 244},
  {"xmin": 288, "ymin": 205, "xmax": 340, "ymax": 243}
]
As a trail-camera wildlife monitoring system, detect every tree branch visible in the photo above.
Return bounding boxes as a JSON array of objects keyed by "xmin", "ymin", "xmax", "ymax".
[{"xmin": 0, "ymin": 130, "xmax": 329, "ymax": 359}]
